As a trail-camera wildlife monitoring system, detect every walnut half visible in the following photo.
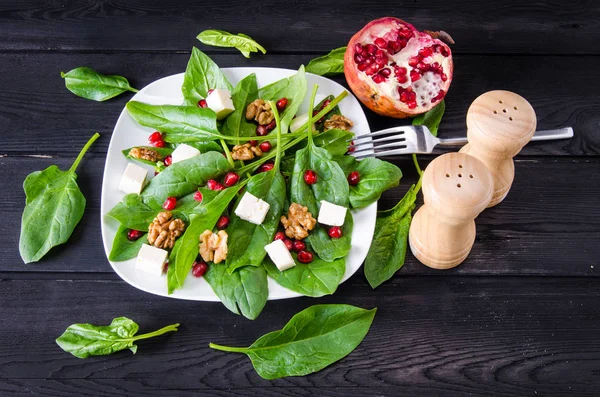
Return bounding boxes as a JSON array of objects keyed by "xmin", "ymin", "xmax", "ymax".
[
  {"xmin": 245, "ymin": 99, "xmax": 274, "ymax": 125},
  {"xmin": 280, "ymin": 203, "xmax": 317, "ymax": 240},
  {"xmin": 231, "ymin": 143, "xmax": 263, "ymax": 161},
  {"xmin": 148, "ymin": 212, "xmax": 186, "ymax": 250},
  {"xmin": 199, "ymin": 230, "xmax": 228, "ymax": 264},
  {"xmin": 324, "ymin": 114, "xmax": 354, "ymax": 131}
]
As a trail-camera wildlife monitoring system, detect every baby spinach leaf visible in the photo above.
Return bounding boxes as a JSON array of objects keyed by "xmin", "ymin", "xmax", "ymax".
[
  {"xmin": 56, "ymin": 317, "xmax": 179, "ymax": 359},
  {"xmin": 61, "ymin": 67, "xmax": 138, "ymax": 102},
  {"xmin": 364, "ymin": 184, "xmax": 418, "ymax": 289},
  {"xmin": 106, "ymin": 193, "xmax": 162, "ymax": 230},
  {"xmin": 121, "ymin": 146, "xmax": 173, "ymax": 167},
  {"xmin": 412, "ymin": 99, "xmax": 445, "ymax": 137},
  {"xmin": 197, "ymin": 30, "xmax": 266, "ymax": 58},
  {"xmin": 263, "ymin": 254, "xmax": 345, "ymax": 297},
  {"xmin": 332, "ymin": 154, "xmax": 358, "ymax": 176},
  {"xmin": 126, "ymin": 101, "xmax": 220, "ymax": 143},
  {"xmin": 348, "ymin": 158, "xmax": 402, "ymax": 209},
  {"xmin": 306, "ymin": 47, "xmax": 347, "ymax": 77},
  {"xmin": 258, "ymin": 66, "xmax": 307, "ymax": 133},
  {"xmin": 19, "ymin": 133, "xmax": 99, "ymax": 263},
  {"xmin": 181, "ymin": 47, "xmax": 233, "ymax": 106},
  {"xmin": 209, "ymin": 304, "xmax": 376, "ymax": 379},
  {"xmin": 204, "ymin": 264, "xmax": 268, "ymax": 320},
  {"xmin": 222, "ymin": 74, "xmax": 259, "ymax": 137},
  {"xmin": 109, "ymin": 225, "xmax": 148, "ymax": 262},
  {"xmin": 314, "ymin": 95, "xmax": 342, "ymax": 132},
  {"xmin": 307, "ymin": 212, "xmax": 353, "ymax": 262},
  {"xmin": 185, "ymin": 141, "xmax": 223, "ymax": 153},
  {"xmin": 313, "ymin": 129, "xmax": 354, "ymax": 156}
]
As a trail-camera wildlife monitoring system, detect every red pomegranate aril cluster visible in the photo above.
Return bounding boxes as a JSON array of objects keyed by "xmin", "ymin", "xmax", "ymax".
[
  {"xmin": 216, "ymin": 215, "xmax": 230, "ymax": 230},
  {"xmin": 127, "ymin": 229, "xmax": 144, "ymax": 241},
  {"xmin": 398, "ymin": 86, "xmax": 418, "ymax": 109},
  {"xmin": 163, "ymin": 196, "xmax": 177, "ymax": 211},
  {"xmin": 297, "ymin": 250, "xmax": 313, "ymax": 263},
  {"xmin": 192, "ymin": 261, "xmax": 208, "ymax": 278},
  {"xmin": 224, "ymin": 172, "xmax": 240, "ymax": 187},
  {"xmin": 304, "ymin": 170, "xmax": 317, "ymax": 185},
  {"xmin": 259, "ymin": 141, "xmax": 272, "ymax": 152}
]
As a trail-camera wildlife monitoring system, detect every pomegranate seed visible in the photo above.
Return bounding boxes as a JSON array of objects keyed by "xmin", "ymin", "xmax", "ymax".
[
  {"xmin": 193, "ymin": 191, "xmax": 203, "ymax": 202},
  {"xmin": 256, "ymin": 125, "xmax": 268, "ymax": 136},
  {"xmin": 365, "ymin": 65, "xmax": 378, "ymax": 76},
  {"xmin": 417, "ymin": 62, "xmax": 429, "ymax": 71},
  {"xmin": 354, "ymin": 43, "xmax": 363, "ymax": 54},
  {"xmin": 397, "ymin": 39, "xmax": 407, "ymax": 49},
  {"xmin": 348, "ymin": 171, "xmax": 360, "ymax": 186},
  {"xmin": 283, "ymin": 239, "xmax": 294, "ymax": 251},
  {"xmin": 249, "ymin": 140, "xmax": 258, "ymax": 146},
  {"xmin": 374, "ymin": 37, "xmax": 387, "ymax": 49},
  {"xmin": 380, "ymin": 68, "xmax": 391, "ymax": 77},
  {"xmin": 396, "ymin": 66, "xmax": 407, "ymax": 75},
  {"xmin": 192, "ymin": 261, "xmax": 208, "ymax": 277},
  {"xmin": 206, "ymin": 179, "xmax": 218, "ymax": 190},
  {"xmin": 400, "ymin": 91, "xmax": 409, "ymax": 102},
  {"xmin": 293, "ymin": 240, "xmax": 306, "ymax": 252},
  {"xmin": 154, "ymin": 171, "xmax": 160, "ymax": 176},
  {"xmin": 387, "ymin": 41, "xmax": 400, "ymax": 54},
  {"xmin": 164, "ymin": 155, "xmax": 172, "ymax": 166},
  {"xmin": 152, "ymin": 139, "xmax": 166, "ymax": 148},
  {"xmin": 274, "ymin": 231, "xmax": 286, "ymax": 241},
  {"xmin": 224, "ymin": 172, "xmax": 240, "ymax": 187},
  {"xmin": 214, "ymin": 183, "xmax": 225, "ymax": 191},
  {"xmin": 366, "ymin": 44, "xmax": 377, "ymax": 54},
  {"xmin": 397, "ymin": 74, "xmax": 408, "ymax": 84},
  {"xmin": 127, "ymin": 229, "xmax": 144, "ymax": 241},
  {"xmin": 440, "ymin": 47, "xmax": 449, "ymax": 57},
  {"xmin": 376, "ymin": 58, "xmax": 387, "ymax": 68},
  {"xmin": 328, "ymin": 226, "xmax": 342, "ymax": 239},
  {"xmin": 364, "ymin": 58, "xmax": 373, "ymax": 66},
  {"xmin": 162, "ymin": 261, "xmax": 169, "ymax": 274},
  {"xmin": 410, "ymin": 70, "xmax": 421, "ymax": 82},
  {"xmin": 304, "ymin": 170, "xmax": 317, "ymax": 185},
  {"xmin": 321, "ymin": 99, "xmax": 332, "ymax": 108},
  {"xmin": 431, "ymin": 62, "xmax": 440, "ymax": 71},
  {"xmin": 207, "ymin": 89, "xmax": 214, "ymax": 95},
  {"xmin": 357, "ymin": 63, "xmax": 368, "ymax": 71},
  {"xmin": 347, "ymin": 140, "xmax": 355, "ymax": 153},
  {"xmin": 399, "ymin": 29, "xmax": 413, "ymax": 39},
  {"xmin": 163, "ymin": 196, "xmax": 177, "ymax": 211},
  {"xmin": 258, "ymin": 162, "xmax": 274, "ymax": 173},
  {"xmin": 434, "ymin": 44, "xmax": 442, "ymax": 53},
  {"xmin": 297, "ymin": 250, "xmax": 313, "ymax": 263},
  {"xmin": 408, "ymin": 91, "xmax": 417, "ymax": 101},
  {"xmin": 419, "ymin": 47, "xmax": 433, "ymax": 58},
  {"xmin": 408, "ymin": 101, "xmax": 418, "ymax": 109},
  {"xmin": 408, "ymin": 57, "xmax": 419, "ymax": 67},
  {"xmin": 259, "ymin": 141, "xmax": 272, "ymax": 152},
  {"xmin": 375, "ymin": 49, "xmax": 386, "ymax": 59},
  {"xmin": 198, "ymin": 99, "xmax": 208, "ymax": 108},
  {"xmin": 148, "ymin": 132, "xmax": 163, "ymax": 143},
  {"xmin": 437, "ymin": 89, "xmax": 446, "ymax": 99},
  {"xmin": 372, "ymin": 74, "xmax": 385, "ymax": 84},
  {"xmin": 216, "ymin": 215, "xmax": 230, "ymax": 229},
  {"xmin": 276, "ymin": 98, "xmax": 288, "ymax": 112},
  {"xmin": 354, "ymin": 53, "xmax": 364, "ymax": 63},
  {"xmin": 441, "ymin": 73, "xmax": 448, "ymax": 81},
  {"xmin": 265, "ymin": 119, "xmax": 277, "ymax": 132}
]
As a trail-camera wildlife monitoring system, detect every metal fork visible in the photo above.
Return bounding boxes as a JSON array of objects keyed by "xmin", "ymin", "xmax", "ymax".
[{"xmin": 350, "ymin": 126, "xmax": 574, "ymax": 159}]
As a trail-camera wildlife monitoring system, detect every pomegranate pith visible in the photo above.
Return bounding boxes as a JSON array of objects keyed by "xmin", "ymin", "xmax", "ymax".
[{"xmin": 344, "ymin": 17, "xmax": 453, "ymax": 118}]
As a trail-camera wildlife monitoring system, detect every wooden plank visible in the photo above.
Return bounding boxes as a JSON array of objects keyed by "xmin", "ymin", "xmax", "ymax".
[
  {"xmin": 0, "ymin": 52, "xmax": 596, "ymax": 157},
  {"xmin": 0, "ymin": 277, "xmax": 598, "ymax": 397},
  {"xmin": 3, "ymin": 156, "xmax": 599, "ymax": 275},
  {"xmin": 0, "ymin": 1, "xmax": 598, "ymax": 54}
]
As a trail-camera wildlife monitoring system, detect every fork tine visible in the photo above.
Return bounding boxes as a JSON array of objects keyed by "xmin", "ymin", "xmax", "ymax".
[
  {"xmin": 352, "ymin": 140, "xmax": 411, "ymax": 156},
  {"xmin": 350, "ymin": 125, "xmax": 414, "ymax": 142}
]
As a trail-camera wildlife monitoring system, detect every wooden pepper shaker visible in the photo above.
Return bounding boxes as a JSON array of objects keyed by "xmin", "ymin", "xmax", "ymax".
[
  {"xmin": 409, "ymin": 153, "xmax": 493, "ymax": 269},
  {"xmin": 460, "ymin": 90, "xmax": 537, "ymax": 207}
]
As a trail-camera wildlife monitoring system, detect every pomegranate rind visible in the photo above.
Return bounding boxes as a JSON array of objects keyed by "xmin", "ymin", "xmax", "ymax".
[{"xmin": 344, "ymin": 17, "xmax": 453, "ymax": 119}]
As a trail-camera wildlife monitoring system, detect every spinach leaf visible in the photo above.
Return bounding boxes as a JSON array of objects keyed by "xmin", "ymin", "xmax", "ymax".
[
  {"xmin": 412, "ymin": 99, "xmax": 445, "ymax": 137},
  {"xmin": 181, "ymin": 47, "xmax": 233, "ymax": 106},
  {"xmin": 258, "ymin": 66, "xmax": 307, "ymax": 133},
  {"xmin": 197, "ymin": 30, "xmax": 266, "ymax": 58},
  {"xmin": 168, "ymin": 185, "xmax": 243, "ymax": 293},
  {"xmin": 122, "ymin": 146, "xmax": 173, "ymax": 167},
  {"xmin": 364, "ymin": 184, "xmax": 418, "ymax": 289},
  {"xmin": 349, "ymin": 158, "xmax": 402, "ymax": 209},
  {"xmin": 332, "ymin": 154, "xmax": 358, "ymax": 176},
  {"xmin": 313, "ymin": 129, "xmax": 354, "ymax": 156},
  {"xmin": 106, "ymin": 193, "xmax": 162, "ymax": 230},
  {"xmin": 61, "ymin": 67, "xmax": 138, "ymax": 102},
  {"xmin": 185, "ymin": 141, "xmax": 223, "ymax": 153},
  {"xmin": 306, "ymin": 47, "xmax": 347, "ymax": 77},
  {"xmin": 56, "ymin": 317, "xmax": 179, "ymax": 359},
  {"xmin": 307, "ymin": 212, "xmax": 353, "ymax": 262},
  {"xmin": 263, "ymin": 254, "xmax": 345, "ymax": 297},
  {"xmin": 204, "ymin": 264, "xmax": 268, "ymax": 320},
  {"xmin": 314, "ymin": 95, "xmax": 342, "ymax": 132},
  {"xmin": 109, "ymin": 225, "xmax": 148, "ymax": 262},
  {"xmin": 209, "ymin": 304, "xmax": 376, "ymax": 379},
  {"xmin": 126, "ymin": 101, "xmax": 220, "ymax": 143},
  {"xmin": 222, "ymin": 74, "xmax": 259, "ymax": 137},
  {"xmin": 19, "ymin": 133, "xmax": 99, "ymax": 263}
]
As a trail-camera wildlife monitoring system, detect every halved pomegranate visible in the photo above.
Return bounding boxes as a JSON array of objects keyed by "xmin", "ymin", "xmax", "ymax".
[{"xmin": 344, "ymin": 17, "xmax": 453, "ymax": 118}]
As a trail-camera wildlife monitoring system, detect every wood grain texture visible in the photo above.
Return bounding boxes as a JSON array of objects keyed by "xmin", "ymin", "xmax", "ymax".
[
  {"xmin": 0, "ymin": 53, "xmax": 595, "ymax": 157},
  {"xmin": 0, "ymin": 0, "xmax": 598, "ymax": 54},
  {"xmin": 3, "ymin": 156, "xmax": 599, "ymax": 275},
  {"xmin": 0, "ymin": 277, "xmax": 598, "ymax": 397}
]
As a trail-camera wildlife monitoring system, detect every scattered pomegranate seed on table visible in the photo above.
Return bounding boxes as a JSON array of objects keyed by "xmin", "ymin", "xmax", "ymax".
[
  {"xmin": 193, "ymin": 191, "xmax": 203, "ymax": 202},
  {"xmin": 127, "ymin": 229, "xmax": 144, "ymax": 241},
  {"xmin": 297, "ymin": 250, "xmax": 314, "ymax": 263},
  {"xmin": 163, "ymin": 196, "xmax": 177, "ymax": 211},
  {"xmin": 192, "ymin": 261, "xmax": 208, "ymax": 278},
  {"xmin": 224, "ymin": 172, "xmax": 240, "ymax": 187},
  {"xmin": 304, "ymin": 170, "xmax": 317, "ymax": 185},
  {"xmin": 259, "ymin": 141, "xmax": 272, "ymax": 152},
  {"xmin": 216, "ymin": 215, "xmax": 230, "ymax": 230},
  {"xmin": 348, "ymin": 171, "xmax": 360, "ymax": 186},
  {"xmin": 329, "ymin": 226, "xmax": 342, "ymax": 239}
]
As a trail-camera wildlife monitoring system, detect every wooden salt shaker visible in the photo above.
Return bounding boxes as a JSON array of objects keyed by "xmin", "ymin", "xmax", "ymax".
[
  {"xmin": 460, "ymin": 90, "xmax": 536, "ymax": 207},
  {"xmin": 409, "ymin": 153, "xmax": 493, "ymax": 269}
]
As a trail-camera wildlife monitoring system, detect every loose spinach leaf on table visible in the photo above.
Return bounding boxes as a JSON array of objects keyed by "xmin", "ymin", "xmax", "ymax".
[
  {"xmin": 197, "ymin": 30, "xmax": 266, "ymax": 58},
  {"xmin": 121, "ymin": 146, "xmax": 173, "ymax": 167},
  {"xmin": 258, "ymin": 66, "xmax": 307, "ymax": 133},
  {"xmin": 109, "ymin": 225, "xmax": 148, "ymax": 262},
  {"xmin": 364, "ymin": 184, "xmax": 418, "ymax": 289},
  {"xmin": 412, "ymin": 99, "xmax": 445, "ymax": 137},
  {"xmin": 263, "ymin": 254, "xmax": 345, "ymax": 297},
  {"xmin": 181, "ymin": 47, "xmax": 233, "ymax": 106},
  {"xmin": 126, "ymin": 102, "xmax": 220, "ymax": 143},
  {"xmin": 19, "ymin": 133, "xmax": 99, "ymax": 264},
  {"xmin": 56, "ymin": 317, "xmax": 179, "ymax": 359},
  {"xmin": 209, "ymin": 304, "xmax": 376, "ymax": 379},
  {"xmin": 306, "ymin": 47, "xmax": 347, "ymax": 77},
  {"xmin": 348, "ymin": 157, "xmax": 402, "ymax": 209},
  {"xmin": 222, "ymin": 73, "xmax": 259, "ymax": 137},
  {"xmin": 61, "ymin": 67, "xmax": 138, "ymax": 101},
  {"xmin": 204, "ymin": 264, "xmax": 268, "ymax": 320}
]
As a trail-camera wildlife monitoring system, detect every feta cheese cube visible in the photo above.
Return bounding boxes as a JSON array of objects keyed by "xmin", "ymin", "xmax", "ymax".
[
  {"xmin": 234, "ymin": 192, "xmax": 271, "ymax": 225},
  {"xmin": 290, "ymin": 112, "xmax": 314, "ymax": 133},
  {"xmin": 264, "ymin": 239, "xmax": 296, "ymax": 271},
  {"xmin": 171, "ymin": 143, "xmax": 200, "ymax": 164},
  {"xmin": 206, "ymin": 89, "xmax": 235, "ymax": 120},
  {"xmin": 318, "ymin": 200, "xmax": 347, "ymax": 226},
  {"xmin": 135, "ymin": 244, "xmax": 168, "ymax": 276},
  {"xmin": 119, "ymin": 162, "xmax": 147, "ymax": 195}
]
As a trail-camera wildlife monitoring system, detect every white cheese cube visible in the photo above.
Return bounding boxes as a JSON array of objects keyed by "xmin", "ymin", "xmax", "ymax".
[
  {"xmin": 135, "ymin": 244, "xmax": 168, "ymax": 276},
  {"xmin": 206, "ymin": 89, "xmax": 235, "ymax": 120},
  {"xmin": 119, "ymin": 162, "xmax": 147, "ymax": 195},
  {"xmin": 318, "ymin": 200, "xmax": 347, "ymax": 226},
  {"xmin": 171, "ymin": 143, "xmax": 200, "ymax": 164},
  {"xmin": 234, "ymin": 192, "xmax": 271, "ymax": 225},
  {"xmin": 264, "ymin": 239, "xmax": 296, "ymax": 271},
  {"xmin": 290, "ymin": 113, "xmax": 314, "ymax": 133}
]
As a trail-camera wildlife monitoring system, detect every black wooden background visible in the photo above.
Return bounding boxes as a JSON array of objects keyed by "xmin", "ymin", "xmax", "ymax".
[{"xmin": 1, "ymin": 1, "xmax": 599, "ymax": 396}]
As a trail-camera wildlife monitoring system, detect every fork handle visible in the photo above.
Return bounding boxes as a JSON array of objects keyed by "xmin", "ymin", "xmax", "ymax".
[{"xmin": 437, "ymin": 127, "xmax": 574, "ymax": 146}]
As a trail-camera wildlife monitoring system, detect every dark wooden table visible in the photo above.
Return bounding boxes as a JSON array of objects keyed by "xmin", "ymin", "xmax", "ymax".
[{"xmin": 2, "ymin": 1, "xmax": 600, "ymax": 396}]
